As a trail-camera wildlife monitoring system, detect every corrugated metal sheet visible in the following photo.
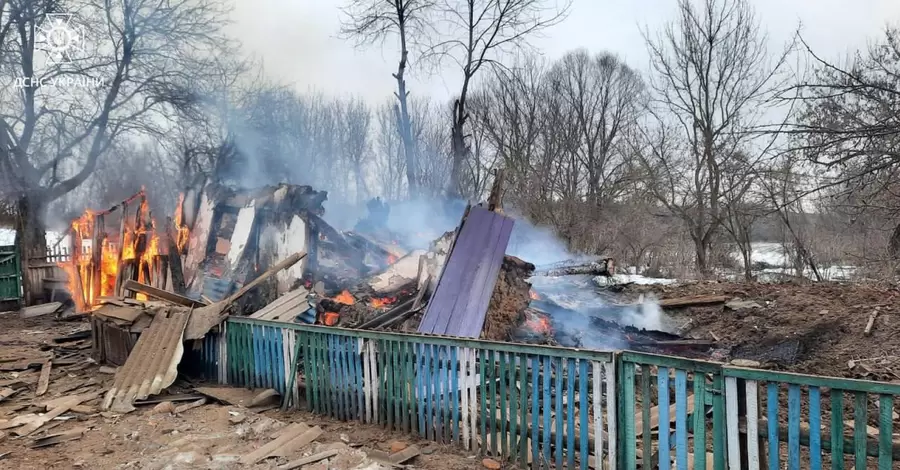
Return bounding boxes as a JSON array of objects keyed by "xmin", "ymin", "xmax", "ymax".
[
  {"xmin": 101, "ymin": 308, "xmax": 190, "ymax": 412},
  {"xmin": 418, "ymin": 206, "xmax": 514, "ymax": 338},
  {"xmin": 249, "ymin": 288, "xmax": 309, "ymax": 323}
]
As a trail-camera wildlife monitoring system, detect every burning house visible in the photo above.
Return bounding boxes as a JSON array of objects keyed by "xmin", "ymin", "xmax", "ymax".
[{"xmin": 60, "ymin": 172, "xmax": 705, "ymax": 413}]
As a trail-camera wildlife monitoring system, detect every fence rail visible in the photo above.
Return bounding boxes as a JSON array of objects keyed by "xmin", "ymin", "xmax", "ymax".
[{"xmin": 195, "ymin": 317, "xmax": 900, "ymax": 470}]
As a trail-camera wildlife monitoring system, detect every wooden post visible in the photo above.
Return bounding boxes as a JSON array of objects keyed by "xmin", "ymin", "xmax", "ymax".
[
  {"xmin": 92, "ymin": 214, "xmax": 105, "ymax": 304},
  {"xmin": 165, "ymin": 217, "xmax": 186, "ymax": 294},
  {"xmin": 69, "ymin": 228, "xmax": 86, "ymax": 312},
  {"xmin": 487, "ymin": 168, "xmax": 505, "ymax": 213},
  {"xmin": 114, "ymin": 201, "xmax": 128, "ymax": 297}
]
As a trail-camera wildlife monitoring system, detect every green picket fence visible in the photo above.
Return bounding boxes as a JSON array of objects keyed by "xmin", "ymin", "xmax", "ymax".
[{"xmin": 195, "ymin": 317, "xmax": 900, "ymax": 470}]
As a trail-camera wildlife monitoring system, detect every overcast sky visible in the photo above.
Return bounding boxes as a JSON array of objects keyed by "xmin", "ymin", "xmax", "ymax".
[{"xmin": 227, "ymin": 0, "xmax": 900, "ymax": 104}]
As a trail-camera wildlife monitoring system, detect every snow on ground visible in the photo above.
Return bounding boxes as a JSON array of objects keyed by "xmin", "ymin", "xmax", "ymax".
[{"xmin": 744, "ymin": 242, "xmax": 789, "ymax": 267}]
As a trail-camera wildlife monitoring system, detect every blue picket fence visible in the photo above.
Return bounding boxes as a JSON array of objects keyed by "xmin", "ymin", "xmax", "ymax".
[{"xmin": 192, "ymin": 317, "xmax": 900, "ymax": 470}]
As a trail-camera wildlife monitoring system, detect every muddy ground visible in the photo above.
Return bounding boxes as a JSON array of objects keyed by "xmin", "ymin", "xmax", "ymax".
[
  {"xmin": 621, "ymin": 281, "xmax": 900, "ymax": 380},
  {"xmin": 0, "ymin": 314, "xmax": 478, "ymax": 470}
]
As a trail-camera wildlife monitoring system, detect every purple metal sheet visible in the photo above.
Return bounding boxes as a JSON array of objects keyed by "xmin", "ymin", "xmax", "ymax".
[{"xmin": 418, "ymin": 206, "xmax": 514, "ymax": 338}]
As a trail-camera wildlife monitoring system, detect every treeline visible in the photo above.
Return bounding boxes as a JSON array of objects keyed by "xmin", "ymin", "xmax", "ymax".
[{"xmin": 1, "ymin": 0, "xmax": 898, "ymax": 281}]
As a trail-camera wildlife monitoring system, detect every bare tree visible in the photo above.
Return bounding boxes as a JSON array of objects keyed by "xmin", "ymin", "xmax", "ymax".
[
  {"xmin": 429, "ymin": 0, "xmax": 570, "ymax": 198},
  {"xmin": 547, "ymin": 49, "xmax": 644, "ymax": 207},
  {"xmin": 638, "ymin": 0, "xmax": 792, "ymax": 274},
  {"xmin": 374, "ymin": 100, "xmax": 407, "ymax": 199},
  {"xmin": 785, "ymin": 28, "xmax": 900, "ymax": 265},
  {"xmin": 0, "ymin": 0, "xmax": 233, "ymax": 302},
  {"xmin": 340, "ymin": 0, "xmax": 433, "ymax": 198},
  {"xmin": 338, "ymin": 97, "xmax": 373, "ymax": 203}
]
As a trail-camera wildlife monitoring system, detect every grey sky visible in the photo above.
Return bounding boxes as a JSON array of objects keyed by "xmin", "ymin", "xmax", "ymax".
[{"xmin": 228, "ymin": 0, "xmax": 900, "ymax": 104}]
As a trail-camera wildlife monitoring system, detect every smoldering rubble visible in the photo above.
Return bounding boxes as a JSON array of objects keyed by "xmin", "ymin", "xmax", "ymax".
[{"xmin": 48, "ymin": 176, "xmax": 713, "ymax": 413}]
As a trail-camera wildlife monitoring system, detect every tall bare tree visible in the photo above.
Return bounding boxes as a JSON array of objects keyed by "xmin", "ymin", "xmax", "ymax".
[
  {"xmin": 547, "ymin": 49, "xmax": 644, "ymax": 207},
  {"xmin": 0, "ymin": 0, "xmax": 233, "ymax": 302},
  {"xmin": 430, "ymin": 0, "xmax": 570, "ymax": 198},
  {"xmin": 340, "ymin": 0, "xmax": 432, "ymax": 198},
  {"xmin": 638, "ymin": 0, "xmax": 791, "ymax": 274},
  {"xmin": 786, "ymin": 29, "xmax": 900, "ymax": 264}
]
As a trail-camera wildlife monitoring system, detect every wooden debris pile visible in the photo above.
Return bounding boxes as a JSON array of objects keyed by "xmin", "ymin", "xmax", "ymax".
[{"xmin": 0, "ymin": 328, "xmax": 105, "ymax": 447}]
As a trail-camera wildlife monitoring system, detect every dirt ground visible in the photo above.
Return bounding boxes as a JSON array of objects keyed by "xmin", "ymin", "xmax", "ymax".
[
  {"xmin": 0, "ymin": 313, "xmax": 479, "ymax": 470},
  {"xmin": 622, "ymin": 280, "xmax": 900, "ymax": 380}
]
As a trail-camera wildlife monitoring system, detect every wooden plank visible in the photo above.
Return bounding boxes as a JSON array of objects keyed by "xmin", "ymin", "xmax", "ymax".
[
  {"xmin": 606, "ymin": 361, "xmax": 617, "ymax": 470},
  {"xmin": 20, "ymin": 302, "xmax": 63, "ymax": 319},
  {"xmin": 277, "ymin": 449, "xmax": 339, "ymax": 470},
  {"xmin": 725, "ymin": 376, "xmax": 741, "ymax": 469},
  {"xmin": 15, "ymin": 393, "xmax": 95, "ymax": 436},
  {"xmin": 658, "ymin": 367, "xmax": 670, "ymax": 470},
  {"xmin": 767, "ymin": 383, "xmax": 779, "ymax": 470},
  {"xmin": 746, "ymin": 380, "xmax": 761, "ymax": 470},
  {"xmin": 878, "ymin": 395, "xmax": 893, "ymax": 470},
  {"xmin": 674, "ymin": 370, "xmax": 688, "ymax": 468},
  {"xmin": 239, "ymin": 423, "xmax": 309, "ymax": 464},
  {"xmin": 35, "ymin": 362, "xmax": 51, "ymax": 396},
  {"xmin": 30, "ymin": 427, "xmax": 86, "ymax": 448},
  {"xmin": 807, "ymin": 386, "xmax": 821, "ymax": 469},
  {"xmin": 94, "ymin": 304, "xmax": 144, "ymax": 323},
  {"xmin": 270, "ymin": 425, "xmax": 322, "ymax": 457},
  {"xmin": 226, "ymin": 205, "xmax": 256, "ymax": 269},
  {"xmin": 122, "ymin": 280, "xmax": 205, "ymax": 307}
]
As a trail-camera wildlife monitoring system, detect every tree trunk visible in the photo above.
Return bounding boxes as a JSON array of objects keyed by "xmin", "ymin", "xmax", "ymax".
[
  {"xmin": 693, "ymin": 236, "xmax": 710, "ymax": 277},
  {"xmin": 740, "ymin": 246, "xmax": 753, "ymax": 281},
  {"xmin": 14, "ymin": 194, "xmax": 48, "ymax": 306},
  {"xmin": 889, "ymin": 221, "xmax": 900, "ymax": 260},
  {"xmin": 449, "ymin": 112, "xmax": 466, "ymax": 199}
]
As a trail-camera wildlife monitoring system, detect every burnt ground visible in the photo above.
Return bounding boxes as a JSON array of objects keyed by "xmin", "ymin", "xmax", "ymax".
[
  {"xmin": 0, "ymin": 314, "xmax": 478, "ymax": 470},
  {"xmin": 620, "ymin": 281, "xmax": 900, "ymax": 380}
]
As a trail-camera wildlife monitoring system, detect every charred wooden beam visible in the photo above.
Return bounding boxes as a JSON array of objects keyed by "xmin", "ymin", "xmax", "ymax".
[
  {"xmin": 114, "ymin": 201, "xmax": 128, "ymax": 297},
  {"xmin": 122, "ymin": 279, "xmax": 206, "ymax": 308},
  {"xmin": 357, "ymin": 296, "xmax": 416, "ymax": 329},
  {"xmin": 534, "ymin": 259, "xmax": 614, "ymax": 278},
  {"xmin": 166, "ymin": 217, "xmax": 187, "ymax": 295},
  {"xmin": 487, "ymin": 168, "xmax": 505, "ymax": 212}
]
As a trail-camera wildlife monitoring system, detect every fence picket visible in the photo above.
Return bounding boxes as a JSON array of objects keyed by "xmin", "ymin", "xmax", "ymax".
[
  {"xmin": 211, "ymin": 319, "xmax": 900, "ymax": 470},
  {"xmin": 767, "ymin": 383, "xmax": 779, "ymax": 470},
  {"xmin": 658, "ymin": 366, "xmax": 671, "ymax": 470},
  {"xmin": 725, "ymin": 376, "xmax": 740, "ymax": 470},
  {"xmin": 746, "ymin": 380, "xmax": 760, "ymax": 470}
]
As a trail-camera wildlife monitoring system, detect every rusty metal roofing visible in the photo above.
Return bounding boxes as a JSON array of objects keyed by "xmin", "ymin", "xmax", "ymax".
[
  {"xmin": 101, "ymin": 308, "xmax": 190, "ymax": 412},
  {"xmin": 248, "ymin": 288, "xmax": 310, "ymax": 323},
  {"xmin": 418, "ymin": 206, "xmax": 514, "ymax": 338}
]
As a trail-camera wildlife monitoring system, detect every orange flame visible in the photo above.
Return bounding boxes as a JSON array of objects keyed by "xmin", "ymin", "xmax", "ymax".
[
  {"xmin": 370, "ymin": 296, "xmax": 397, "ymax": 309},
  {"xmin": 322, "ymin": 312, "xmax": 340, "ymax": 326},
  {"xmin": 61, "ymin": 192, "xmax": 168, "ymax": 311},
  {"xmin": 529, "ymin": 290, "xmax": 540, "ymax": 300},
  {"xmin": 524, "ymin": 315, "xmax": 552, "ymax": 334},
  {"xmin": 387, "ymin": 254, "xmax": 398, "ymax": 265},
  {"xmin": 173, "ymin": 193, "xmax": 191, "ymax": 253},
  {"xmin": 334, "ymin": 290, "xmax": 355, "ymax": 305}
]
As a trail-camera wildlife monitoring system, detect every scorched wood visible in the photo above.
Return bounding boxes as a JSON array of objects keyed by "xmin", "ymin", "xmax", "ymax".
[
  {"xmin": 122, "ymin": 280, "xmax": 206, "ymax": 308},
  {"xmin": 534, "ymin": 259, "xmax": 614, "ymax": 278},
  {"xmin": 165, "ymin": 217, "xmax": 186, "ymax": 294}
]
